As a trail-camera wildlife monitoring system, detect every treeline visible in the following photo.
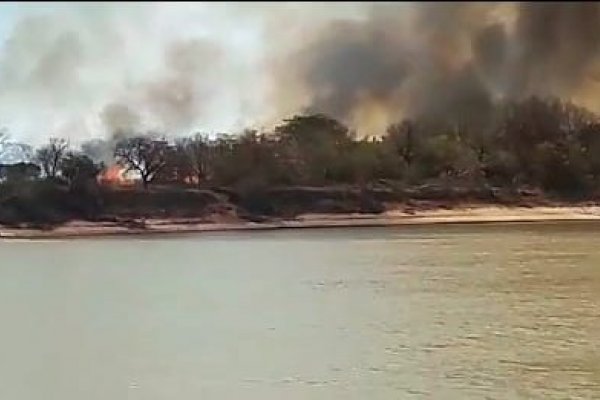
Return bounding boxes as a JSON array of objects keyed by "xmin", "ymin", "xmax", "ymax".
[{"xmin": 1, "ymin": 96, "xmax": 600, "ymax": 226}]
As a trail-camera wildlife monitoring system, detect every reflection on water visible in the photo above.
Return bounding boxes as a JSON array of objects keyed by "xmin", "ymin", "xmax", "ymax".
[{"xmin": 0, "ymin": 222, "xmax": 599, "ymax": 399}]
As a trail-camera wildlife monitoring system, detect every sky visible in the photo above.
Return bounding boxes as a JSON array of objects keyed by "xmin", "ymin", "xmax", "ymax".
[
  {"xmin": 0, "ymin": 3, "xmax": 260, "ymax": 144},
  {"xmin": 0, "ymin": 2, "xmax": 370, "ymax": 145},
  {"xmin": 2, "ymin": 3, "xmax": 599, "ymax": 147}
]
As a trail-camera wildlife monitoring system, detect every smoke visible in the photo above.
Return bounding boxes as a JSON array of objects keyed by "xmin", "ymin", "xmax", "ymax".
[
  {"xmin": 0, "ymin": 2, "xmax": 599, "ymax": 143},
  {"xmin": 276, "ymin": 2, "xmax": 600, "ymax": 134},
  {"xmin": 100, "ymin": 103, "xmax": 140, "ymax": 135},
  {"xmin": 295, "ymin": 20, "xmax": 410, "ymax": 126},
  {"xmin": 139, "ymin": 39, "xmax": 223, "ymax": 133},
  {"xmin": 273, "ymin": 3, "xmax": 511, "ymax": 134},
  {"xmin": 511, "ymin": 3, "xmax": 600, "ymax": 98},
  {"xmin": 0, "ymin": 3, "xmax": 260, "ymax": 144}
]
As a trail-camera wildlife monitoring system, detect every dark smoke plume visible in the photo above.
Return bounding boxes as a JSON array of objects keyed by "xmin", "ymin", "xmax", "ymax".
[{"xmin": 277, "ymin": 2, "xmax": 600, "ymax": 134}]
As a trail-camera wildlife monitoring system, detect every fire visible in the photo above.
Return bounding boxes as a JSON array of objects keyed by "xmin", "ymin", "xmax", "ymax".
[{"xmin": 97, "ymin": 165, "xmax": 135, "ymax": 187}]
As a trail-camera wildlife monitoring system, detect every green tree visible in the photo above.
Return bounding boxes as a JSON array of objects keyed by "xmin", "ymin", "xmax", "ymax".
[{"xmin": 274, "ymin": 114, "xmax": 354, "ymax": 184}]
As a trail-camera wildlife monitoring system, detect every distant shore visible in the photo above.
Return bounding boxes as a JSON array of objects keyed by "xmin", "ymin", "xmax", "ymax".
[{"xmin": 2, "ymin": 204, "xmax": 600, "ymax": 239}]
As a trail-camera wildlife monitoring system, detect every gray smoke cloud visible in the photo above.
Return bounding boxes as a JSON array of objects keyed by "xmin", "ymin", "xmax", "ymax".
[
  {"xmin": 510, "ymin": 3, "xmax": 600, "ymax": 98},
  {"xmin": 0, "ymin": 3, "xmax": 260, "ymax": 145},
  {"xmin": 140, "ymin": 39, "xmax": 223, "ymax": 133},
  {"xmin": 0, "ymin": 2, "xmax": 599, "ymax": 143},
  {"xmin": 276, "ymin": 2, "xmax": 600, "ymax": 134},
  {"xmin": 273, "ymin": 3, "xmax": 509, "ymax": 133}
]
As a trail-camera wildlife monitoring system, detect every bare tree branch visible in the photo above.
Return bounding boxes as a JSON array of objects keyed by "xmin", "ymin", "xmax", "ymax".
[
  {"xmin": 35, "ymin": 138, "xmax": 69, "ymax": 178},
  {"xmin": 114, "ymin": 136, "xmax": 169, "ymax": 188}
]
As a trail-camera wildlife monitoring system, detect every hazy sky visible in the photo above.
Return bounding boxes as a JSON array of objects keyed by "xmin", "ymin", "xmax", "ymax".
[
  {"xmin": 0, "ymin": 3, "xmax": 259, "ymax": 144},
  {"xmin": 0, "ymin": 2, "xmax": 373, "ymax": 145},
  {"xmin": 2, "ymin": 3, "xmax": 599, "ymax": 146}
]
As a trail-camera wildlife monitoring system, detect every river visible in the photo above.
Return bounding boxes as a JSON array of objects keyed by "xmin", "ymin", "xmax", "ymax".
[{"xmin": 0, "ymin": 222, "xmax": 599, "ymax": 399}]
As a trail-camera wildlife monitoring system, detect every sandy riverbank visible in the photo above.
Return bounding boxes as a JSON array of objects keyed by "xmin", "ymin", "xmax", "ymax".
[{"xmin": 2, "ymin": 204, "xmax": 600, "ymax": 239}]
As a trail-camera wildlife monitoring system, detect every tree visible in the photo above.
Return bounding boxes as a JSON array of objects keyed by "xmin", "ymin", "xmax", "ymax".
[
  {"xmin": 35, "ymin": 138, "xmax": 69, "ymax": 178},
  {"xmin": 274, "ymin": 113, "xmax": 352, "ymax": 146},
  {"xmin": 114, "ymin": 136, "xmax": 169, "ymax": 188},
  {"xmin": 497, "ymin": 97, "xmax": 597, "ymax": 188},
  {"xmin": 273, "ymin": 114, "xmax": 354, "ymax": 184},
  {"xmin": 177, "ymin": 134, "xmax": 215, "ymax": 186},
  {"xmin": 153, "ymin": 144, "xmax": 195, "ymax": 186},
  {"xmin": 386, "ymin": 120, "xmax": 418, "ymax": 167},
  {"xmin": 59, "ymin": 152, "xmax": 102, "ymax": 188},
  {"xmin": 0, "ymin": 162, "xmax": 40, "ymax": 182},
  {"xmin": 329, "ymin": 139, "xmax": 395, "ymax": 184},
  {"xmin": 418, "ymin": 132, "xmax": 480, "ymax": 180},
  {"xmin": 206, "ymin": 130, "xmax": 293, "ymax": 187},
  {"xmin": 578, "ymin": 122, "xmax": 600, "ymax": 182}
]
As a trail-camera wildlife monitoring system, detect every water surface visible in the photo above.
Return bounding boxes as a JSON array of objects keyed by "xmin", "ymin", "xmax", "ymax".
[{"xmin": 1, "ymin": 222, "xmax": 599, "ymax": 399}]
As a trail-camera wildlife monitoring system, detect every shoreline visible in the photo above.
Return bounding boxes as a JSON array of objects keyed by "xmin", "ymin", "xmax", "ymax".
[{"xmin": 2, "ymin": 204, "xmax": 600, "ymax": 239}]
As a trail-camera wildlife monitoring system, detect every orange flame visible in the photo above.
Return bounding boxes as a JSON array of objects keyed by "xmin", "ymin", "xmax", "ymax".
[{"xmin": 97, "ymin": 165, "xmax": 134, "ymax": 187}]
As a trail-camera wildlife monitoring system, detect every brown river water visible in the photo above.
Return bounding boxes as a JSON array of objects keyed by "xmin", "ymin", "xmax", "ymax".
[{"xmin": 0, "ymin": 222, "xmax": 599, "ymax": 399}]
